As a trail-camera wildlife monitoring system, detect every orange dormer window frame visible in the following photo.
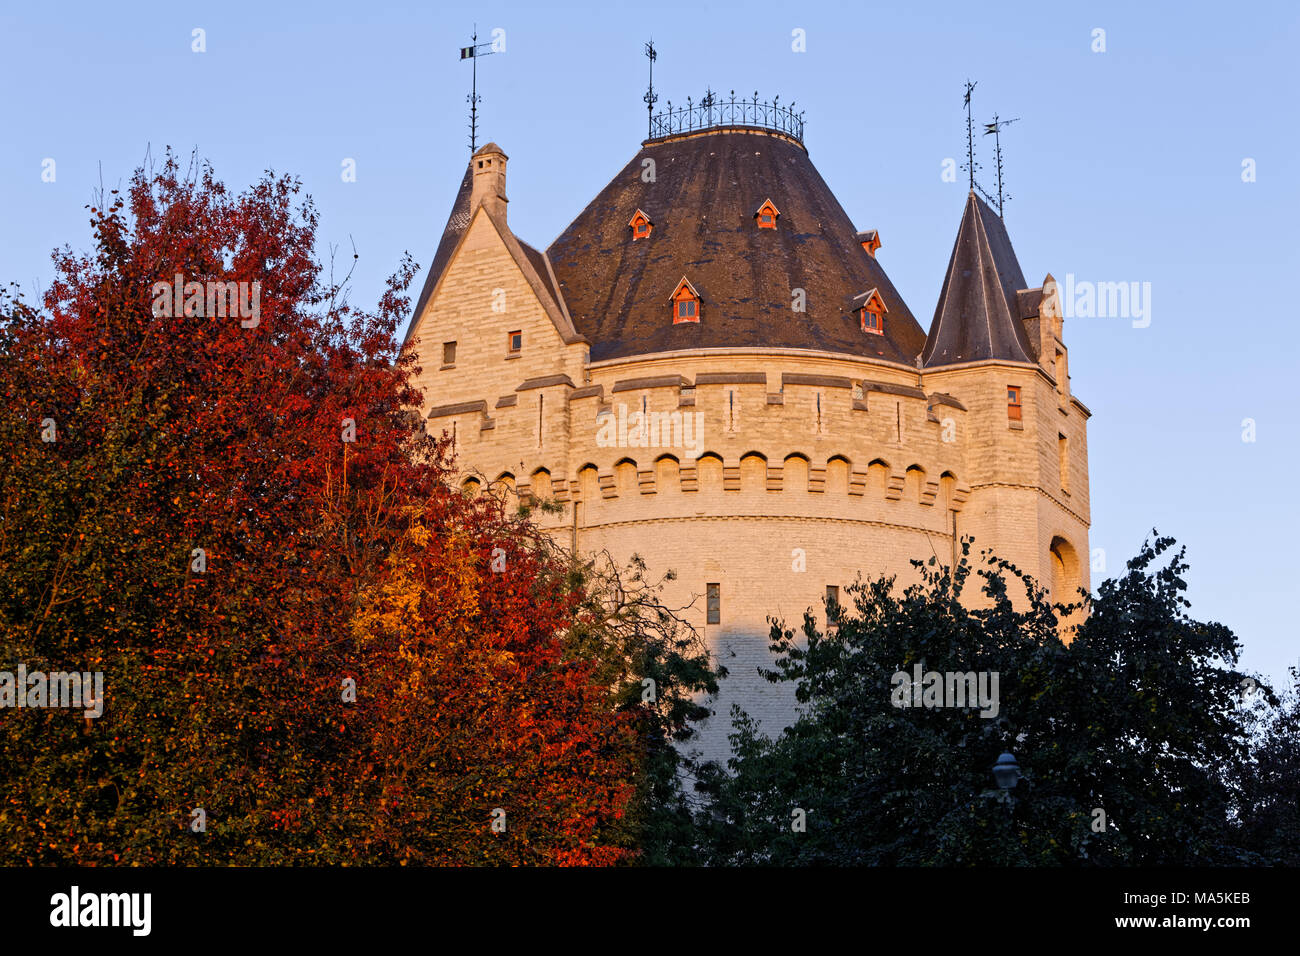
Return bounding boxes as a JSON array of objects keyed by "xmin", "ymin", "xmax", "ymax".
[
  {"xmin": 629, "ymin": 208, "xmax": 652, "ymax": 240},
  {"xmin": 670, "ymin": 277, "xmax": 700, "ymax": 324},
  {"xmin": 859, "ymin": 230, "xmax": 881, "ymax": 257},
  {"xmin": 754, "ymin": 198, "xmax": 780, "ymax": 229},
  {"xmin": 856, "ymin": 288, "xmax": 887, "ymax": 334}
]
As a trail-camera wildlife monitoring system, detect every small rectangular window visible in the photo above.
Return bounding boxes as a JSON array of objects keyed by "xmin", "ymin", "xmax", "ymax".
[
  {"xmin": 706, "ymin": 583, "xmax": 720, "ymax": 625},
  {"xmin": 826, "ymin": 585, "xmax": 840, "ymax": 623},
  {"xmin": 678, "ymin": 300, "xmax": 695, "ymax": 319},
  {"xmin": 1007, "ymin": 385, "xmax": 1022, "ymax": 421},
  {"xmin": 508, "ymin": 331, "xmax": 522, "ymax": 354},
  {"xmin": 442, "ymin": 341, "xmax": 457, "ymax": 366}
]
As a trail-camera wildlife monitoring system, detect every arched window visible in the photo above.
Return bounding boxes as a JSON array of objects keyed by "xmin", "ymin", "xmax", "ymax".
[
  {"xmin": 1049, "ymin": 536, "xmax": 1080, "ymax": 605},
  {"xmin": 826, "ymin": 456, "xmax": 851, "ymax": 495},
  {"xmin": 671, "ymin": 276, "xmax": 701, "ymax": 324}
]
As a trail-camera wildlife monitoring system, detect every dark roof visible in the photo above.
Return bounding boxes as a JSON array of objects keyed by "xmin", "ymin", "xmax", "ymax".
[
  {"xmin": 404, "ymin": 164, "xmax": 473, "ymax": 347},
  {"xmin": 922, "ymin": 191, "xmax": 1035, "ymax": 367},
  {"xmin": 546, "ymin": 129, "xmax": 927, "ymax": 363},
  {"xmin": 518, "ymin": 239, "xmax": 560, "ymax": 308}
]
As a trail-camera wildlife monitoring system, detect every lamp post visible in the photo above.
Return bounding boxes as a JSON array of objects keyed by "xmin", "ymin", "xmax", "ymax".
[
  {"xmin": 992, "ymin": 751, "xmax": 1020, "ymax": 813},
  {"xmin": 992, "ymin": 752, "xmax": 1021, "ymax": 791}
]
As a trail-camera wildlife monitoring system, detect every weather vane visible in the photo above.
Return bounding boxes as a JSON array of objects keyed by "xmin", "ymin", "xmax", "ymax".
[
  {"xmin": 644, "ymin": 40, "xmax": 658, "ymax": 138},
  {"xmin": 961, "ymin": 80, "xmax": 981, "ymax": 191},
  {"xmin": 983, "ymin": 114, "xmax": 1020, "ymax": 220},
  {"xmin": 460, "ymin": 25, "xmax": 498, "ymax": 152}
]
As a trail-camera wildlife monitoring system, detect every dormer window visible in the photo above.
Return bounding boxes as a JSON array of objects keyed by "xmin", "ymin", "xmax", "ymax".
[
  {"xmin": 858, "ymin": 229, "xmax": 882, "ymax": 258},
  {"xmin": 629, "ymin": 208, "xmax": 653, "ymax": 240},
  {"xmin": 854, "ymin": 288, "xmax": 887, "ymax": 335},
  {"xmin": 670, "ymin": 276, "xmax": 701, "ymax": 324},
  {"xmin": 754, "ymin": 198, "xmax": 780, "ymax": 229}
]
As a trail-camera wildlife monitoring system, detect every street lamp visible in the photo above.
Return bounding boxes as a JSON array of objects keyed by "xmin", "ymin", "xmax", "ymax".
[{"xmin": 992, "ymin": 752, "xmax": 1021, "ymax": 791}]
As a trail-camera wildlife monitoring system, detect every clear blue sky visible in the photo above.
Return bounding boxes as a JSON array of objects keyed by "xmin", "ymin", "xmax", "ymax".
[{"xmin": 3, "ymin": 0, "xmax": 1297, "ymax": 690}]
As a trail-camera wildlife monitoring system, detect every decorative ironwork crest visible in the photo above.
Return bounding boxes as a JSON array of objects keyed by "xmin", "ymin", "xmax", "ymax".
[{"xmin": 649, "ymin": 90, "xmax": 805, "ymax": 143}]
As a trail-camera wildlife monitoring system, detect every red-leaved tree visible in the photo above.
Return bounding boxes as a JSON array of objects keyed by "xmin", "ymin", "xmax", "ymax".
[{"xmin": 0, "ymin": 151, "xmax": 636, "ymax": 864}]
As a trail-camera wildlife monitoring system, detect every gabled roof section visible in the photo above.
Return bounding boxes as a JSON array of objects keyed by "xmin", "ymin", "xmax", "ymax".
[
  {"xmin": 852, "ymin": 288, "xmax": 888, "ymax": 312},
  {"xmin": 754, "ymin": 198, "xmax": 780, "ymax": 220},
  {"xmin": 670, "ymin": 276, "xmax": 700, "ymax": 301},
  {"xmin": 922, "ymin": 191, "xmax": 1035, "ymax": 367},
  {"xmin": 477, "ymin": 204, "xmax": 584, "ymax": 346},
  {"xmin": 545, "ymin": 129, "xmax": 927, "ymax": 363},
  {"xmin": 402, "ymin": 163, "xmax": 584, "ymax": 350}
]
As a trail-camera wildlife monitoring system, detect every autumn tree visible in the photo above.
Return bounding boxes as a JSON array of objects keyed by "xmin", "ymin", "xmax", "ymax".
[{"xmin": 0, "ymin": 152, "xmax": 671, "ymax": 865}]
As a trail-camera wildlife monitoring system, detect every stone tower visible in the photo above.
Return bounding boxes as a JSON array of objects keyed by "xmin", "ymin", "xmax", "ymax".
[{"xmin": 403, "ymin": 113, "xmax": 1091, "ymax": 759}]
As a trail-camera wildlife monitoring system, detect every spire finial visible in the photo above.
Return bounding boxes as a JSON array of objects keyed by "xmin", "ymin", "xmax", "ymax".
[
  {"xmin": 643, "ymin": 40, "xmax": 658, "ymax": 138},
  {"xmin": 961, "ymin": 79, "xmax": 980, "ymax": 191},
  {"xmin": 983, "ymin": 113, "xmax": 1020, "ymax": 220}
]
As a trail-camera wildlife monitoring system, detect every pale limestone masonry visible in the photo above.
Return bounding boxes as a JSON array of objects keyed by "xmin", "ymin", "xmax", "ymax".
[{"xmin": 405, "ymin": 137, "xmax": 1091, "ymax": 760}]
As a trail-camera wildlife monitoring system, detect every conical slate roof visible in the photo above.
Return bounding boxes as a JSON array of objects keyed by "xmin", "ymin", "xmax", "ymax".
[
  {"xmin": 546, "ymin": 129, "xmax": 927, "ymax": 364},
  {"xmin": 922, "ymin": 191, "xmax": 1035, "ymax": 367}
]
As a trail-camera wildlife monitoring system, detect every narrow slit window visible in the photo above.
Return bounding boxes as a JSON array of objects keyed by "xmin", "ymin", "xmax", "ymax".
[
  {"xmin": 826, "ymin": 585, "xmax": 840, "ymax": 624},
  {"xmin": 508, "ymin": 330, "xmax": 522, "ymax": 354},
  {"xmin": 1058, "ymin": 433, "xmax": 1069, "ymax": 491},
  {"xmin": 706, "ymin": 583, "xmax": 720, "ymax": 625},
  {"xmin": 1007, "ymin": 385, "xmax": 1022, "ymax": 421}
]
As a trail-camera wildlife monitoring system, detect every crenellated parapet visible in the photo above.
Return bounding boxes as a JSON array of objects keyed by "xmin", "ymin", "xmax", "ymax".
[{"xmin": 429, "ymin": 359, "xmax": 996, "ymax": 530}]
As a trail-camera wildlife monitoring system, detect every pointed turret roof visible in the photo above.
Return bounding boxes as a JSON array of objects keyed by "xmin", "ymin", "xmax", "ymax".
[{"xmin": 922, "ymin": 191, "xmax": 1035, "ymax": 367}]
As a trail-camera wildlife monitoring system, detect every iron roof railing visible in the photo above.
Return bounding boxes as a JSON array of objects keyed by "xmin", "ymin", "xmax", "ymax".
[{"xmin": 649, "ymin": 90, "xmax": 805, "ymax": 143}]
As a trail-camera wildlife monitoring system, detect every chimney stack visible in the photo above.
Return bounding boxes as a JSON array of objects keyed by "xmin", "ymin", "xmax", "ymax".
[{"xmin": 471, "ymin": 143, "xmax": 508, "ymax": 217}]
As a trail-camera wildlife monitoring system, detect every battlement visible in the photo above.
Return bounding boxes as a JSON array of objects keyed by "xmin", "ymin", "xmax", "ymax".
[{"xmin": 427, "ymin": 355, "xmax": 1089, "ymax": 526}]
